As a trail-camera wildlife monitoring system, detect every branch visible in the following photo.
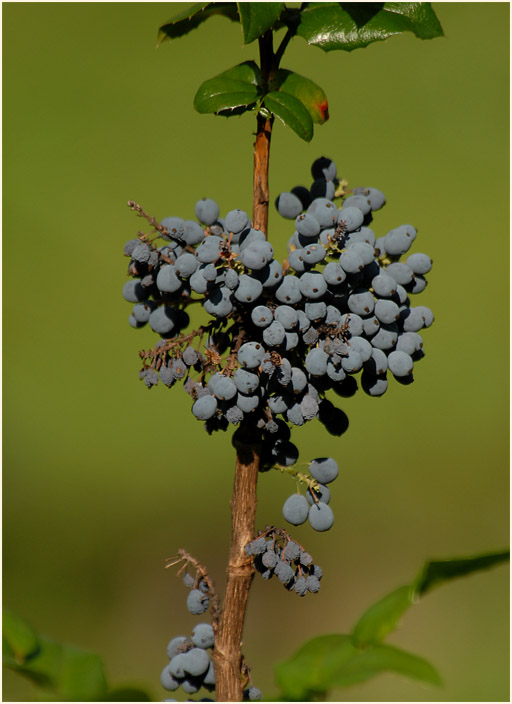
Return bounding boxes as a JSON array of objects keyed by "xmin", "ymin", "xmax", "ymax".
[
  {"xmin": 252, "ymin": 31, "xmax": 275, "ymax": 236},
  {"xmin": 127, "ymin": 200, "xmax": 170, "ymax": 237},
  {"xmin": 212, "ymin": 424, "xmax": 262, "ymax": 702},
  {"xmin": 165, "ymin": 548, "xmax": 221, "ymax": 625},
  {"xmin": 252, "ymin": 116, "xmax": 273, "ymax": 235}
]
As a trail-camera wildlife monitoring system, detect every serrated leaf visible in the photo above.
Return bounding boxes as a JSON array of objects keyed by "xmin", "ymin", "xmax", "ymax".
[
  {"xmin": 296, "ymin": 2, "xmax": 444, "ymax": 52},
  {"xmin": 237, "ymin": 3, "xmax": 285, "ymax": 44},
  {"xmin": 331, "ymin": 643, "xmax": 442, "ymax": 688},
  {"xmin": 194, "ymin": 61, "xmax": 262, "ymax": 116},
  {"xmin": 3, "ymin": 608, "xmax": 40, "ymax": 663},
  {"xmin": 157, "ymin": 2, "xmax": 240, "ymax": 46},
  {"xmin": 352, "ymin": 585, "xmax": 412, "ymax": 647},
  {"xmin": 273, "ymin": 69, "xmax": 328, "ymax": 124},
  {"xmin": 264, "ymin": 91, "xmax": 313, "ymax": 142},
  {"xmin": 413, "ymin": 550, "xmax": 510, "ymax": 598}
]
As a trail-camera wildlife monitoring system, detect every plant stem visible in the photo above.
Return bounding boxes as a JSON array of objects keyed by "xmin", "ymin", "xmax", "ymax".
[
  {"xmin": 252, "ymin": 115, "xmax": 273, "ymax": 235},
  {"xmin": 212, "ymin": 30, "xmax": 275, "ymax": 702},
  {"xmin": 274, "ymin": 25, "xmax": 294, "ymax": 67},
  {"xmin": 212, "ymin": 426, "xmax": 261, "ymax": 702},
  {"xmin": 252, "ymin": 31, "xmax": 275, "ymax": 236}
]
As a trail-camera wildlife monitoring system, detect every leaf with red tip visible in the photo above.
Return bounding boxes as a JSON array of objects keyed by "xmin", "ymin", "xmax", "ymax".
[{"xmin": 273, "ymin": 70, "xmax": 329, "ymax": 125}]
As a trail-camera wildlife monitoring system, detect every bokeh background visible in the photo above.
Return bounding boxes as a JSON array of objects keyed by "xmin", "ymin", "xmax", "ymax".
[{"xmin": 3, "ymin": 2, "xmax": 509, "ymax": 702}]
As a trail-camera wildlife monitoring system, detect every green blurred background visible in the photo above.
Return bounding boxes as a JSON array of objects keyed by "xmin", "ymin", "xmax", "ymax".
[{"xmin": 3, "ymin": 2, "xmax": 509, "ymax": 701}]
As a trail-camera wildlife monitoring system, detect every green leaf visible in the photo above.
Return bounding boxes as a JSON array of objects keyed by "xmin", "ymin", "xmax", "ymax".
[
  {"xmin": 296, "ymin": 2, "xmax": 444, "ymax": 52},
  {"xmin": 57, "ymin": 647, "xmax": 107, "ymax": 701},
  {"xmin": 4, "ymin": 637, "xmax": 108, "ymax": 701},
  {"xmin": 276, "ymin": 548, "xmax": 508, "ymax": 699},
  {"xmin": 157, "ymin": 3, "xmax": 240, "ymax": 46},
  {"xmin": 273, "ymin": 70, "xmax": 329, "ymax": 124},
  {"xmin": 263, "ymin": 91, "xmax": 313, "ymax": 142},
  {"xmin": 194, "ymin": 61, "xmax": 262, "ymax": 116},
  {"xmin": 2, "ymin": 611, "xmax": 157, "ymax": 701},
  {"xmin": 413, "ymin": 549, "xmax": 510, "ymax": 598},
  {"xmin": 275, "ymin": 634, "xmax": 355, "ymax": 700},
  {"xmin": 4, "ymin": 638, "xmax": 63, "ymax": 690},
  {"xmin": 352, "ymin": 585, "xmax": 413, "ymax": 647},
  {"xmin": 237, "ymin": 3, "xmax": 285, "ymax": 44},
  {"xmin": 3, "ymin": 611, "xmax": 108, "ymax": 701},
  {"xmin": 353, "ymin": 551, "xmax": 510, "ymax": 648},
  {"xmin": 275, "ymin": 634, "xmax": 440, "ymax": 700},
  {"xmin": 331, "ymin": 643, "xmax": 441, "ymax": 688},
  {"xmin": 3, "ymin": 608, "xmax": 39, "ymax": 663}
]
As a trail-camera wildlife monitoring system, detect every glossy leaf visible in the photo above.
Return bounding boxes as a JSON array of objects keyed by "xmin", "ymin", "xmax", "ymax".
[
  {"xmin": 264, "ymin": 91, "xmax": 313, "ymax": 142},
  {"xmin": 194, "ymin": 61, "xmax": 262, "ymax": 116},
  {"xmin": 273, "ymin": 70, "xmax": 329, "ymax": 124},
  {"xmin": 157, "ymin": 3, "xmax": 239, "ymax": 46},
  {"xmin": 3, "ymin": 608, "xmax": 39, "ymax": 663},
  {"xmin": 237, "ymin": 3, "xmax": 285, "ymax": 44},
  {"xmin": 413, "ymin": 549, "xmax": 510, "ymax": 598},
  {"xmin": 352, "ymin": 585, "xmax": 412, "ymax": 647},
  {"xmin": 296, "ymin": 2, "xmax": 444, "ymax": 52}
]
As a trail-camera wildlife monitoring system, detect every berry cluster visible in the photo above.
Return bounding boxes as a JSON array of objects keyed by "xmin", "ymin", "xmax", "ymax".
[
  {"xmin": 162, "ymin": 553, "xmax": 262, "ymax": 702},
  {"xmin": 161, "ymin": 627, "xmax": 215, "ymax": 700},
  {"xmin": 281, "ymin": 457, "xmax": 338, "ymax": 532},
  {"xmin": 161, "ymin": 567, "xmax": 216, "ymax": 700},
  {"xmin": 122, "ymin": 156, "xmax": 433, "ymax": 437},
  {"xmin": 245, "ymin": 528, "xmax": 323, "ymax": 596}
]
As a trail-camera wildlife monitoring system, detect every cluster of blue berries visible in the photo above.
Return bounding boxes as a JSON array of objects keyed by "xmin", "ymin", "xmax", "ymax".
[
  {"xmin": 245, "ymin": 528, "xmax": 323, "ymax": 596},
  {"xmin": 281, "ymin": 457, "xmax": 338, "ymax": 532},
  {"xmin": 161, "ymin": 572, "xmax": 216, "ymax": 700},
  {"xmin": 161, "ymin": 561, "xmax": 262, "ymax": 702},
  {"xmin": 122, "ymin": 156, "xmax": 433, "ymax": 438}
]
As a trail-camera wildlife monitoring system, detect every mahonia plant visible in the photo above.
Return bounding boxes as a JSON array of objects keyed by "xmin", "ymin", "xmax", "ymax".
[{"xmin": 121, "ymin": 4, "xmax": 443, "ymax": 702}]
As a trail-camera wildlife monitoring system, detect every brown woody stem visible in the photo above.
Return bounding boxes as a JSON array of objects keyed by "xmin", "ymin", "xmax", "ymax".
[
  {"xmin": 252, "ymin": 115, "xmax": 273, "ymax": 236},
  {"xmin": 212, "ymin": 426, "xmax": 261, "ymax": 702},
  {"xmin": 252, "ymin": 31, "xmax": 275, "ymax": 236},
  {"xmin": 212, "ymin": 29, "xmax": 275, "ymax": 702}
]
